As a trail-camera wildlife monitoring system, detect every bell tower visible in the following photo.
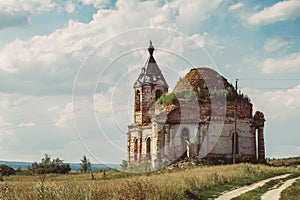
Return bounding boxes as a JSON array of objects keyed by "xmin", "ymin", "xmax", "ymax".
[{"xmin": 133, "ymin": 41, "xmax": 168, "ymax": 125}]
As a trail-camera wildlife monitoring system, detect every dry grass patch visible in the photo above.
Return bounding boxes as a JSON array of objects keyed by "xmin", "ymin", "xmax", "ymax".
[{"xmin": 0, "ymin": 164, "xmax": 297, "ymax": 200}]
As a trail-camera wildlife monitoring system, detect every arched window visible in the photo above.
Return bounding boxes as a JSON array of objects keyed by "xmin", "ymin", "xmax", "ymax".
[
  {"xmin": 146, "ymin": 137, "xmax": 151, "ymax": 160},
  {"xmin": 134, "ymin": 138, "xmax": 138, "ymax": 161},
  {"xmin": 155, "ymin": 90, "xmax": 163, "ymax": 101},
  {"xmin": 181, "ymin": 128, "xmax": 190, "ymax": 158},
  {"xmin": 135, "ymin": 90, "xmax": 141, "ymax": 111}
]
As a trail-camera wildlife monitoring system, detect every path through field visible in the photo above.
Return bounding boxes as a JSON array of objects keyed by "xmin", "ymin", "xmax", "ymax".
[
  {"xmin": 215, "ymin": 174, "xmax": 290, "ymax": 200},
  {"xmin": 261, "ymin": 177, "xmax": 299, "ymax": 200}
]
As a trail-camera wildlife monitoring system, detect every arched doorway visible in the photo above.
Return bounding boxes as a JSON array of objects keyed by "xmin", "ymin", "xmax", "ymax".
[
  {"xmin": 134, "ymin": 138, "xmax": 138, "ymax": 161},
  {"xmin": 181, "ymin": 128, "xmax": 190, "ymax": 158},
  {"xmin": 146, "ymin": 137, "xmax": 151, "ymax": 160}
]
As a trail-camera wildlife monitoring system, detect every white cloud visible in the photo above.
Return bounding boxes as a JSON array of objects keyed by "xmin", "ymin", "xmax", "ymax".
[
  {"xmin": 0, "ymin": 0, "xmax": 56, "ymax": 13},
  {"xmin": 191, "ymin": 32, "xmax": 224, "ymax": 53},
  {"xmin": 297, "ymin": 146, "xmax": 300, "ymax": 152},
  {"xmin": 261, "ymin": 52, "xmax": 300, "ymax": 74},
  {"xmin": 0, "ymin": 115, "xmax": 12, "ymax": 144},
  {"xmin": 264, "ymin": 36, "xmax": 294, "ymax": 52},
  {"xmin": 0, "ymin": 1, "xmax": 175, "ymax": 73},
  {"xmin": 80, "ymin": 0, "xmax": 113, "ymax": 8},
  {"xmin": 248, "ymin": 0, "xmax": 300, "ymax": 25},
  {"xmin": 0, "ymin": 115, "xmax": 12, "ymax": 131},
  {"xmin": 228, "ymin": 2, "xmax": 244, "ymax": 11},
  {"xmin": 94, "ymin": 85, "xmax": 134, "ymax": 127},
  {"xmin": 17, "ymin": 122, "xmax": 36, "ymax": 128},
  {"xmin": 94, "ymin": 92, "xmax": 113, "ymax": 114},
  {"xmin": 0, "ymin": 0, "xmax": 81, "ymax": 29},
  {"xmin": 65, "ymin": 1, "xmax": 76, "ymax": 13},
  {"xmin": 243, "ymin": 85, "xmax": 300, "ymax": 120},
  {"xmin": 175, "ymin": 0, "xmax": 222, "ymax": 32},
  {"xmin": 0, "ymin": 0, "xmax": 224, "ymax": 96},
  {"xmin": 0, "ymin": 21, "xmax": 93, "ymax": 76},
  {"xmin": 48, "ymin": 105, "xmax": 60, "ymax": 112},
  {"xmin": 54, "ymin": 102, "xmax": 74, "ymax": 127}
]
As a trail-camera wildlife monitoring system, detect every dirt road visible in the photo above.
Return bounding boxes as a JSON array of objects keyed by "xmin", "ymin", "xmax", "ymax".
[
  {"xmin": 261, "ymin": 177, "xmax": 299, "ymax": 200},
  {"xmin": 215, "ymin": 174, "xmax": 290, "ymax": 200}
]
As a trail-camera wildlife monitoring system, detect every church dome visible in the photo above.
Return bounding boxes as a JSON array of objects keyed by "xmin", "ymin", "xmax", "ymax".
[{"xmin": 174, "ymin": 67, "xmax": 234, "ymax": 95}]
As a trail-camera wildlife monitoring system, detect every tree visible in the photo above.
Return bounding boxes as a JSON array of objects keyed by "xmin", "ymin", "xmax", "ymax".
[
  {"xmin": 120, "ymin": 160, "xmax": 128, "ymax": 170},
  {"xmin": 0, "ymin": 164, "xmax": 16, "ymax": 176},
  {"xmin": 80, "ymin": 155, "xmax": 91, "ymax": 173},
  {"xmin": 28, "ymin": 153, "xmax": 71, "ymax": 174}
]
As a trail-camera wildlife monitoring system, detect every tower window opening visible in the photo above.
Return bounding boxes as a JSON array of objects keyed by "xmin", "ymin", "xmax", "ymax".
[
  {"xmin": 135, "ymin": 90, "xmax": 141, "ymax": 111},
  {"xmin": 155, "ymin": 90, "xmax": 163, "ymax": 101}
]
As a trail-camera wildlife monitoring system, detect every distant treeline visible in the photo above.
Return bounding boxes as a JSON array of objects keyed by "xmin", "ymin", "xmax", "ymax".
[
  {"xmin": 1, "ymin": 154, "xmax": 71, "ymax": 176},
  {"xmin": 0, "ymin": 154, "xmax": 120, "ymax": 177},
  {"xmin": 267, "ymin": 157, "xmax": 300, "ymax": 167}
]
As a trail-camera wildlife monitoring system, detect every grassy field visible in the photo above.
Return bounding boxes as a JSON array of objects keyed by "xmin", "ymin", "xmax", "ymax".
[
  {"xmin": 1, "ymin": 163, "xmax": 299, "ymax": 200},
  {"xmin": 280, "ymin": 178, "xmax": 300, "ymax": 200}
]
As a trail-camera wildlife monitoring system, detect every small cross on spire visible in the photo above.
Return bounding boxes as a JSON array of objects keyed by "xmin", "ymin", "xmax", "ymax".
[{"xmin": 148, "ymin": 40, "xmax": 154, "ymax": 56}]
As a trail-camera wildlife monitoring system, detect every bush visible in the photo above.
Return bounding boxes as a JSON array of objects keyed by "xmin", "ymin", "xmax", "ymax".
[
  {"xmin": 28, "ymin": 154, "xmax": 71, "ymax": 174},
  {"xmin": 80, "ymin": 155, "xmax": 91, "ymax": 173},
  {"xmin": 0, "ymin": 164, "xmax": 16, "ymax": 176}
]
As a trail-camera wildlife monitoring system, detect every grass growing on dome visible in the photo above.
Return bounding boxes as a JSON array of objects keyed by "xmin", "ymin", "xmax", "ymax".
[{"xmin": 156, "ymin": 93, "xmax": 177, "ymax": 105}]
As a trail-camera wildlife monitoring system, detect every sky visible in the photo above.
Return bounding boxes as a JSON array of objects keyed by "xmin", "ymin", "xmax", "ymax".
[{"xmin": 0, "ymin": 0, "xmax": 299, "ymax": 164}]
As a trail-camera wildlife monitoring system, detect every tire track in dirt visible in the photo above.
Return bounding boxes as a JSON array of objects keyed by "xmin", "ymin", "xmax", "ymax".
[
  {"xmin": 261, "ymin": 177, "xmax": 299, "ymax": 200},
  {"xmin": 215, "ymin": 174, "xmax": 290, "ymax": 200}
]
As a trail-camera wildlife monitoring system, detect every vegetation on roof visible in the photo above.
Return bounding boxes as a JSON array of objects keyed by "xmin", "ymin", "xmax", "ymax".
[
  {"xmin": 157, "ymin": 87, "xmax": 251, "ymax": 106},
  {"xmin": 156, "ymin": 92, "xmax": 177, "ymax": 106},
  {"xmin": 172, "ymin": 69, "xmax": 251, "ymax": 104}
]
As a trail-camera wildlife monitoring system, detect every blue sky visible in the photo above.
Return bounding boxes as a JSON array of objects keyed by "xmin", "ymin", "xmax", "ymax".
[{"xmin": 0, "ymin": 0, "xmax": 299, "ymax": 164}]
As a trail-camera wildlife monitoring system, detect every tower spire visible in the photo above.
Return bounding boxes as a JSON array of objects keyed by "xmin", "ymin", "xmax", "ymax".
[{"xmin": 134, "ymin": 41, "xmax": 168, "ymax": 89}]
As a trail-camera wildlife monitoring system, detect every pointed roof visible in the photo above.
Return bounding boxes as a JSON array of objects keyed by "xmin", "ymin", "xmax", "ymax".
[{"xmin": 134, "ymin": 41, "xmax": 168, "ymax": 88}]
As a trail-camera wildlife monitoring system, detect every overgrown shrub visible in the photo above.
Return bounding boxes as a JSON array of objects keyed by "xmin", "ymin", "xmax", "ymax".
[
  {"xmin": 27, "ymin": 154, "xmax": 71, "ymax": 174},
  {"xmin": 0, "ymin": 164, "xmax": 16, "ymax": 176}
]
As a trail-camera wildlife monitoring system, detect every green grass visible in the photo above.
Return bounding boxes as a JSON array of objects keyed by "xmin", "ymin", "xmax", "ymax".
[
  {"xmin": 280, "ymin": 178, "xmax": 300, "ymax": 200},
  {"xmin": 232, "ymin": 173, "xmax": 300, "ymax": 200},
  {"xmin": 0, "ymin": 164, "xmax": 298, "ymax": 200}
]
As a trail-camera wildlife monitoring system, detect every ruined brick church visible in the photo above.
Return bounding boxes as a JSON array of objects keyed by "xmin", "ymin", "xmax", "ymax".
[{"xmin": 127, "ymin": 42, "xmax": 266, "ymax": 168}]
